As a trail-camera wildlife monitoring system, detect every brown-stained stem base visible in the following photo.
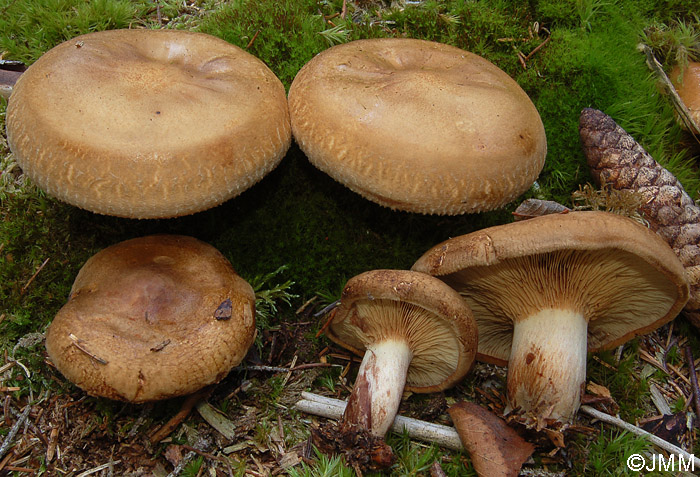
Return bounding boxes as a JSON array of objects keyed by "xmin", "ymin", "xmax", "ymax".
[
  {"xmin": 311, "ymin": 421, "xmax": 395, "ymax": 473},
  {"xmin": 310, "ymin": 366, "xmax": 396, "ymax": 472}
]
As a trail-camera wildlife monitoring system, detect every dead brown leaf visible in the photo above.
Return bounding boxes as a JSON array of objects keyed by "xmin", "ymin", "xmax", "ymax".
[{"xmin": 448, "ymin": 401, "xmax": 534, "ymax": 477}]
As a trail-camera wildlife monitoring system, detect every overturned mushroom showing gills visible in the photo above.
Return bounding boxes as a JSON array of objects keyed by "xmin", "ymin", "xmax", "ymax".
[
  {"xmin": 670, "ymin": 62, "xmax": 700, "ymax": 130},
  {"xmin": 6, "ymin": 29, "xmax": 291, "ymax": 218},
  {"xmin": 288, "ymin": 38, "xmax": 546, "ymax": 215},
  {"xmin": 325, "ymin": 269, "xmax": 478, "ymax": 438},
  {"xmin": 45, "ymin": 235, "xmax": 256, "ymax": 402},
  {"xmin": 412, "ymin": 211, "xmax": 689, "ymax": 427}
]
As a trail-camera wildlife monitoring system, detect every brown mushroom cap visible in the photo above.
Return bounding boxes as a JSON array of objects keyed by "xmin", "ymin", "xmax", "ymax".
[
  {"xmin": 326, "ymin": 269, "xmax": 477, "ymax": 393},
  {"xmin": 45, "ymin": 235, "xmax": 256, "ymax": 402},
  {"xmin": 412, "ymin": 211, "xmax": 689, "ymax": 365},
  {"xmin": 288, "ymin": 38, "xmax": 546, "ymax": 215},
  {"xmin": 670, "ymin": 62, "xmax": 700, "ymax": 128},
  {"xmin": 6, "ymin": 29, "xmax": 291, "ymax": 218}
]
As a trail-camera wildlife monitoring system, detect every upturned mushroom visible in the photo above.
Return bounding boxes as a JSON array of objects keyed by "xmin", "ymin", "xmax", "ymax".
[
  {"xmin": 288, "ymin": 38, "xmax": 546, "ymax": 215},
  {"xmin": 45, "ymin": 235, "xmax": 256, "ymax": 402},
  {"xmin": 6, "ymin": 29, "xmax": 291, "ymax": 218},
  {"xmin": 321, "ymin": 269, "xmax": 477, "ymax": 444},
  {"xmin": 412, "ymin": 211, "xmax": 689, "ymax": 427},
  {"xmin": 670, "ymin": 61, "xmax": 700, "ymax": 129}
]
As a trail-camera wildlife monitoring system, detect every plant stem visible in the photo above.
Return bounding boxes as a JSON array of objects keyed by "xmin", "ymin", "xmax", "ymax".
[
  {"xmin": 296, "ymin": 392, "xmax": 463, "ymax": 450},
  {"xmin": 580, "ymin": 405, "xmax": 700, "ymax": 468}
]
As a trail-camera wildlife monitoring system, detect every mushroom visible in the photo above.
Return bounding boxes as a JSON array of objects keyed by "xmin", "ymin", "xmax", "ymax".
[
  {"xmin": 0, "ymin": 62, "xmax": 24, "ymax": 100},
  {"xmin": 412, "ymin": 211, "xmax": 689, "ymax": 427},
  {"xmin": 45, "ymin": 235, "xmax": 256, "ymax": 402},
  {"xmin": 6, "ymin": 29, "xmax": 291, "ymax": 218},
  {"xmin": 670, "ymin": 62, "xmax": 700, "ymax": 129},
  {"xmin": 288, "ymin": 38, "xmax": 546, "ymax": 215},
  {"xmin": 323, "ymin": 269, "xmax": 478, "ymax": 439}
]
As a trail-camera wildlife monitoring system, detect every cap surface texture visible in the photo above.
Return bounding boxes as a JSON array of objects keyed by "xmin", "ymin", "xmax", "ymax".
[
  {"xmin": 288, "ymin": 38, "xmax": 546, "ymax": 215},
  {"xmin": 7, "ymin": 29, "xmax": 291, "ymax": 218},
  {"xmin": 45, "ymin": 235, "xmax": 256, "ymax": 402}
]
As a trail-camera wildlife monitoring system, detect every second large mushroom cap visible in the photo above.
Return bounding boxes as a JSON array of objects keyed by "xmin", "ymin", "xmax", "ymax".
[
  {"xmin": 412, "ymin": 211, "xmax": 689, "ymax": 426},
  {"xmin": 288, "ymin": 38, "xmax": 546, "ymax": 215}
]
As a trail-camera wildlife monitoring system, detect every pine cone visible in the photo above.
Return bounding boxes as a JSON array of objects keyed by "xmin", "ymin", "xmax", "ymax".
[{"xmin": 579, "ymin": 107, "xmax": 700, "ymax": 328}]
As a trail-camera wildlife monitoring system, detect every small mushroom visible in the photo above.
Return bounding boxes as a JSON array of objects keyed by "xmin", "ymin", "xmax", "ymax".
[
  {"xmin": 412, "ymin": 211, "xmax": 689, "ymax": 427},
  {"xmin": 45, "ymin": 235, "xmax": 256, "ymax": 402},
  {"xmin": 670, "ymin": 62, "xmax": 700, "ymax": 129},
  {"xmin": 6, "ymin": 29, "xmax": 291, "ymax": 218},
  {"xmin": 323, "ymin": 269, "xmax": 478, "ymax": 440},
  {"xmin": 288, "ymin": 38, "xmax": 546, "ymax": 215}
]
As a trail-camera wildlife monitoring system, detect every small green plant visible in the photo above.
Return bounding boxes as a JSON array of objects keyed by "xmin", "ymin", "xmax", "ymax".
[
  {"xmin": 642, "ymin": 15, "xmax": 700, "ymax": 69},
  {"xmin": 577, "ymin": 0, "xmax": 610, "ymax": 32},
  {"xmin": 286, "ymin": 447, "xmax": 354, "ymax": 477},
  {"xmin": 251, "ymin": 265, "xmax": 298, "ymax": 331},
  {"xmin": 319, "ymin": 23, "xmax": 350, "ymax": 46},
  {"xmin": 580, "ymin": 429, "xmax": 652, "ymax": 475},
  {"xmin": 181, "ymin": 455, "xmax": 204, "ymax": 477}
]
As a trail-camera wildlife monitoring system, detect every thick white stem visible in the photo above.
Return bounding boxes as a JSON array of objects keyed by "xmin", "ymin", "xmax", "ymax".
[
  {"xmin": 506, "ymin": 308, "xmax": 588, "ymax": 424},
  {"xmin": 342, "ymin": 339, "xmax": 413, "ymax": 437}
]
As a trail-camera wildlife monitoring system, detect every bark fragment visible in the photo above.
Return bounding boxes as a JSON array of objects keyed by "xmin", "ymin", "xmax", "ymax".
[{"xmin": 579, "ymin": 107, "xmax": 700, "ymax": 327}]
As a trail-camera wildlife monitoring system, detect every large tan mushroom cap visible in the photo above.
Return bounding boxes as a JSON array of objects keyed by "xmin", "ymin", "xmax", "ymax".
[
  {"xmin": 45, "ymin": 235, "xmax": 256, "ymax": 402},
  {"xmin": 670, "ymin": 62, "xmax": 700, "ymax": 129},
  {"xmin": 288, "ymin": 38, "xmax": 546, "ymax": 215},
  {"xmin": 326, "ymin": 269, "xmax": 477, "ymax": 393},
  {"xmin": 412, "ymin": 211, "xmax": 689, "ymax": 364},
  {"xmin": 6, "ymin": 29, "xmax": 291, "ymax": 218}
]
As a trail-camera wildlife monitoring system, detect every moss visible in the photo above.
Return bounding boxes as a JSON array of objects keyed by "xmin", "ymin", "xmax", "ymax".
[
  {"xmin": 1, "ymin": 1, "xmax": 699, "ymax": 472},
  {"xmin": 0, "ymin": 0, "xmax": 147, "ymax": 62},
  {"xmin": 195, "ymin": 0, "xmax": 332, "ymax": 88}
]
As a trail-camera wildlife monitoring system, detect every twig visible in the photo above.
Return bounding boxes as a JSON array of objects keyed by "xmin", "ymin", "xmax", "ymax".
[
  {"xmin": 236, "ymin": 362, "xmax": 337, "ymax": 373},
  {"xmin": 685, "ymin": 345, "xmax": 700, "ymax": 428},
  {"xmin": 21, "ymin": 258, "xmax": 49, "ymax": 294},
  {"xmin": 156, "ymin": 0, "xmax": 162, "ymax": 25},
  {"xmin": 246, "ymin": 30, "xmax": 260, "ymax": 49},
  {"xmin": 524, "ymin": 36, "xmax": 551, "ymax": 61},
  {"xmin": 75, "ymin": 460, "xmax": 121, "ymax": 477},
  {"xmin": 0, "ymin": 404, "xmax": 31, "ymax": 461},
  {"xmin": 640, "ymin": 43, "xmax": 700, "ymax": 136},
  {"xmin": 580, "ymin": 405, "xmax": 700, "ymax": 467},
  {"xmin": 313, "ymin": 300, "xmax": 339, "ymax": 318},
  {"xmin": 149, "ymin": 386, "xmax": 213, "ymax": 444},
  {"xmin": 181, "ymin": 444, "xmax": 234, "ymax": 468},
  {"xmin": 295, "ymin": 392, "xmax": 463, "ymax": 450},
  {"xmin": 68, "ymin": 334, "xmax": 108, "ymax": 365}
]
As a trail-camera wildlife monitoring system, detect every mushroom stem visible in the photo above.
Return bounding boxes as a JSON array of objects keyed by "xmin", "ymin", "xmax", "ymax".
[
  {"xmin": 506, "ymin": 308, "xmax": 588, "ymax": 424},
  {"xmin": 342, "ymin": 338, "xmax": 413, "ymax": 437}
]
